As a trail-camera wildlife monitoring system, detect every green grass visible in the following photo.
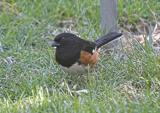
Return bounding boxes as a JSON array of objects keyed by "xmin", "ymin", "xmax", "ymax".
[{"xmin": 0, "ymin": 0, "xmax": 160, "ymax": 112}]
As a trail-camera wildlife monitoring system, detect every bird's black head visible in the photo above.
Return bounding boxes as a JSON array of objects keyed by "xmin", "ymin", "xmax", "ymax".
[{"xmin": 50, "ymin": 33, "xmax": 79, "ymax": 48}]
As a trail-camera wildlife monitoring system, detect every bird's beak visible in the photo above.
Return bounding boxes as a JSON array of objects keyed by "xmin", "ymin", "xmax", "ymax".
[{"xmin": 48, "ymin": 40, "xmax": 60, "ymax": 47}]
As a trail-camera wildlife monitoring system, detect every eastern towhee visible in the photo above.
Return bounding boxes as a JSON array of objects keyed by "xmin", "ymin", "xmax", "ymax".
[{"xmin": 50, "ymin": 32, "xmax": 122, "ymax": 73}]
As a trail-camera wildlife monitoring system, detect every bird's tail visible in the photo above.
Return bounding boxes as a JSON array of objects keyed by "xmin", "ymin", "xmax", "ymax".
[{"xmin": 95, "ymin": 32, "xmax": 122, "ymax": 48}]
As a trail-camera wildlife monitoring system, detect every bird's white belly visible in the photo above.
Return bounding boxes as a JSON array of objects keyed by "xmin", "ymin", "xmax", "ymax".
[{"xmin": 61, "ymin": 63, "xmax": 89, "ymax": 74}]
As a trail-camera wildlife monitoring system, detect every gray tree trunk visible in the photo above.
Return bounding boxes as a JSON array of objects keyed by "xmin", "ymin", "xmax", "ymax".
[
  {"xmin": 100, "ymin": 0, "xmax": 118, "ymax": 50},
  {"xmin": 100, "ymin": 0, "xmax": 117, "ymax": 32}
]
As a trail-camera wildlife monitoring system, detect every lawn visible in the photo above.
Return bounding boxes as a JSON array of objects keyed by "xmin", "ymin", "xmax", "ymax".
[{"xmin": 0, "ymin": 0, "xmax": 160, "ymax": 112}]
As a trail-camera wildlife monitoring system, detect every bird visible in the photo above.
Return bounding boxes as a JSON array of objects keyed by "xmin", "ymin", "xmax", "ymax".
[{"xmin": 50, "ymin": 32, "xmax": 122, "ymax": 73}]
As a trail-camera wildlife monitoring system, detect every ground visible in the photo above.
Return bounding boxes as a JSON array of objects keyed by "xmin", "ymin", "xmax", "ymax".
[{"xmin": 0, "ymin": 0, "xmax": 160, "ymax": 112}]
